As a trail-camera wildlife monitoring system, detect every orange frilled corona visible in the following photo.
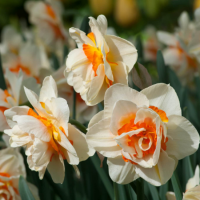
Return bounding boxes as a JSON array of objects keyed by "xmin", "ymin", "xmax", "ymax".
[{"xmin": 118, "ymin": 107, "xmax": 168, "ymax": 164}]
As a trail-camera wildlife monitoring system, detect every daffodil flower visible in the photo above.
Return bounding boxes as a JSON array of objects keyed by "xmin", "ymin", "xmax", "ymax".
[
  {"xmin": 4, "ymin": 76, "xmax": 95, "ymax": 183},
  {"xmin": 86, "ymin": 83, "xmax": 199, "ymax": 185}
]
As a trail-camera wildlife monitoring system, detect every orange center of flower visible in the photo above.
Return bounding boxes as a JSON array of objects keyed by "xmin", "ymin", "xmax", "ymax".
[
  {"xmin": 0, "ymin": 172, "xmax": 19, "ymax": 200},
  {"xmin": 118, "ymin": 110, "xmax": 168, "ymax": 165},
  {"xmin": 149, "ymin": 106, "xmax": 168, "ymax": 123},
  {"xmin": 10, "ymin": 63, "xmax": 31, "ymax": 76},
  {"xmin": 28, "ymin": 107, "xmax": 73, "ymax": 160},
  {"xmin": 0, "ymin": 90, "xmax": 11, "ymax": 113},
  {"xmin": 83, "ymin": 32, "xmax": 116, "ymax": 88},
  {"xmin": 176, "ymin": 44, "xmax": 198, "ymax": 70},
  {"xmin": 45, "ymin": 4, "xmax": 65, "ymax": 41}
]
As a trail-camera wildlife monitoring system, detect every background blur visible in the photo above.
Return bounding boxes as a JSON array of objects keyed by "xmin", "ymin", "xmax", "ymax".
[{"xmin": 0, "ymin": 0, "xmax": 195, "ymax": 38}]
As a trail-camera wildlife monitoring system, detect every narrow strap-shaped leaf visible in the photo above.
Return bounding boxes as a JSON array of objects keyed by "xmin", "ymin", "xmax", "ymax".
[
  {"xmin": 171, "ymin": 171, "xmax": 183, "ymax": 200},
  {"xmin": 114, "ymin": 182, "xmax": 120, "ymax": 200},
  {"xmin": 0, "ymin": 54, "xmax": 6, "ymax": 90},
  {"xmin": 156, "ymin": 50, "xmax": 168, "ymax": 83},
  {"xmin": 90, "ymin": 154, "xmax": 114, "ymax": 199},
  {"xmin": 135, "ymin": 35, "xmax": 143, "ymax": 63},
  {"xmin": 114, "ymin": 183, "xmax": 132, "ymax": 200},
  {"xmin": 19, "ymin": 176, "xmax": 35, "ymax": 200},
  {"xmin": 80, "ymin": 16, "xmax": 90, "ymax": 35},
  {"xmin": 125, "ymin": 184, "xmax": 137, "ymax": 200},
  {"xmin": 130, "ymin": 179, "xmax": 145, "ymax": 200},
  {"xmin": 147, "ymin": 183, "xmax": 160, "ymax": 200},
  {"xmin": 44, "ymin": 171, "xmax": 69, "ymax": 200},
  {"xmin": 159, "ymin": 182, "xmax": 168, "ymax": 200},
  {"xmin": 51, "ymin": 53, "xmax": 60, "ymax": 70}
]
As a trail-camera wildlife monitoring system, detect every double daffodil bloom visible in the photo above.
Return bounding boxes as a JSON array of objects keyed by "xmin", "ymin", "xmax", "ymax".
[
  {"xmin": 86, "ymin": 83, "xmax": 199, "ymax": 185},
  {"xmin": 4, "ymin": 76, "xmax": 94, "ymax": 183},
  {"xmin": 65, "ymin": 15, "xmax": 137, "ymax": 105}
]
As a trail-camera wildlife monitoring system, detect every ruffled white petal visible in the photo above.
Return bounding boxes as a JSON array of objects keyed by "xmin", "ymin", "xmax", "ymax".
[
  {"xmin": 141, "ymin": 83, "xmax": 181, "ymax": 117},
  {"xmin": 135, "ymin": 151, "xmax": 176, "ymax": 186},
  {"xmin": 166, "ymin": 115, "xmax": 199, "ymax": 160},
  {"xmin": 68, "ymin": 123, "xmax": 95, "ymax": 162},
  {"xmin": 86, "ymin": 117, "xmax": 122, "ymax": 158},
  {"xmin": 104, "ymin": 84, "xmax": 149, "ymax": 118},
  {"xmin": 107, "ymin": 156, "xmax": 138, "ymax": 184}
]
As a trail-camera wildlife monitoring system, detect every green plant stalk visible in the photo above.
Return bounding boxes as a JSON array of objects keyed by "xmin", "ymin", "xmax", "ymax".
[
  {"xmin": 114, "ymin": 182, "xmax": 120, "ymax": 200},
  {"xmin": 171, "ymin": 171, "xmax": 183, "ymax": 200},
  {"xmin": 0, "ymin": 54, "xmax": 7, "ymax": 90},
  {"xmin": 69, "ymin": 118, "xmax": 114, "ymax": 199}
]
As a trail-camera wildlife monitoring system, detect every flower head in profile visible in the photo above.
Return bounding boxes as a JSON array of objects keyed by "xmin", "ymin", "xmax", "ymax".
[
  {"xmin": 166, "ymin": 165, "xmax": 200, "ymax": 200},
  {"xmin": 53, "ymin": 67, "xmax": 98, "ymax": 123},
  {"xmin": 0, "ymin": 147, "xmax": 40, "ymax": 200},
  {"xmin": 0, "ymin": 69, "xmax": 40, "ymax": 132},
  {"xmin": 4, "ymin": 76, "xmax": 94, "ymax": 183},
  {"xmin": 86, "ymin": 83, "xmax": 199, "ymax": 185},
  {"xmin": 65, "ymin": 15, "xmax": 137, "ymax": 105},
  {"xmin": 25, "ymin": 0, "xmax": 68, "ymax": 60},
  {"xmin": 157, "ymin": 11, "xmax": 199, "ymax": 85}
]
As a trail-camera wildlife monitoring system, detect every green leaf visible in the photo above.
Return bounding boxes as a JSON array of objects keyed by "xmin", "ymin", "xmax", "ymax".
[
  {"xmin": 147, "ymin": 183, "xmax": 160, "ymax": 200},
  {"xmin": 114, "ymin": 182, "xmax": 120, "ymax": 200},
  {"xmin": 114, "ymin": 183, "xmax": 133, "ymax": 200},
  {"xmin": 80, "ymin": 16, "xmax": 90, "ymax": 34},
  {"xmin": 44, "ymin": 171, "xmax": 69, "ymax": 200},
  {"xmin": 159, "ymin": 182, "xmax": 168, "ymax": 200},
  {"xmin": 90, "ymin": 154, "xmax": 114, "ymax": 199},
  {"xmin": 0, "ymin": 54, "xmax": 6, "ymax": 90},
  {"xmin": 19, "ymin": 176, "xmax": 35, "ymax": 200},
  {"xmin": 156, "ymin": 50, "xmax": 168, "ymax": 83},
  {"xmin": 171, "ymin": 171, "xmax": 183, "ymax": 200},
  {"xmin": 130, "ymin": 179, "xmax": 145, "ymax": 200},
  {"xmin": 51, "ymin": 53, "xmax": 60, "ymax": 70},
  {"xmin": 136, "ymin": 35, "xmax": 143, "ymax": 63},
  {"xmin": 132, "ymin": 63, "xmax": 152, "ymax": 89}
]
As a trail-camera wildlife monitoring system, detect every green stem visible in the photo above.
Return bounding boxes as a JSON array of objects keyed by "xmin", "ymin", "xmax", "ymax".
[
  {"xmin": 171, "ymin": 171, "xmax": 183, "ymax": 200},
  {"xmin": 0, "ymin": 54, "xmax": 7, "ymax": 90},
  {"xmin": 90, "ymin": 155, "xmax": 114, "ymax": 199},
  {"xmin": 44, "ymin": 172, "xmax": 69, "ymax": 200},
  {"xmin": 69, "ymin": 118, "xmax": 87, "ymax": 134},
  {"xmin": 114, "ymin": 182, "xmax": 120, "ymax": 200}
]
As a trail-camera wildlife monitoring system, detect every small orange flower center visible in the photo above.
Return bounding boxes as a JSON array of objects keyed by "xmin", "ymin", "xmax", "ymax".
[
  {"xmin": 0, "ymin": 172, "xmax": 19, "ymax": 199},
  {"xmin": 176, "ymin": 44, "xmax": 198, "ymax": 70},
  {"xmin": 28, "ymin": 107, "xmax": 73, "ymax": 160},
  {"xmin": 118, "ymin": 113, "xmax": 168, "ymax": 164},
  {"xmin": 83, "ymin": 32, "xmax": 116, "ymax": 88},
  {"xmin": 45, "ymin": 4, "xmax": 65, "ymax": 40}
]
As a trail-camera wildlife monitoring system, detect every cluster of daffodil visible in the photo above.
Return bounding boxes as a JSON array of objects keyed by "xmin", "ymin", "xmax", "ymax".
[{"xmin": 0, "ymin": 0, "xmax": 200, "ymax": 199}]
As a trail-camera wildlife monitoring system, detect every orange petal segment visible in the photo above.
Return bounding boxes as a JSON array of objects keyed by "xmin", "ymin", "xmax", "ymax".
[
  {"xmin": 87, "ymin": 32, "xmax": 96, "ymax": 45},
  {"xmin": 46, "ymin": 4, "xmax": 56, "ymax": 19},
  {"xmin": 149, "ymin": 106, "xmax": 168, "ymax": 123}
]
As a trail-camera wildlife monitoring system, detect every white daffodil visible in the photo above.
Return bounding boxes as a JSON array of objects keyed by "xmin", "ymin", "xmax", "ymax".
[
  {"xmin": 0, "ymin": 69, "xmax": 40, "ymax": 132},
  {"xmin": 166, "ymin": 166, "xmax": 200, "ymax": 200},
  {"xmin": 0, "ymin": 25, "xmax": 24, "ymax": 55},
  {"xmin": 0, "ymin": 147, "xmax": 40, "ymax": 200},
  {"xmin": 4, "ymin": 76, "xmax": 95, "ymax": 183},
  {"xmin": 143, "ymin": 26, "xmax": 160, "ymax": 62},
  {"xmin": 2, "ymin": 42, "xmax": 50, "ymax": 82},
  {"xmin": 86, "ymin": 83, "xmax": 199, "ymax": 185},
  {"xmin": 25, "ymin": 0, "xmax": 68, "ymax": 61},
  {"xmin": 53, "ymin": 67, "xmax": 98, "ymax": 123},
  {"xmin": 65, "ymin": 15, "xmax": 138, "ymax": 105},
  {"xmin": 157, "ymin": 11, "xmax": 199, "ymax": 85}
]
